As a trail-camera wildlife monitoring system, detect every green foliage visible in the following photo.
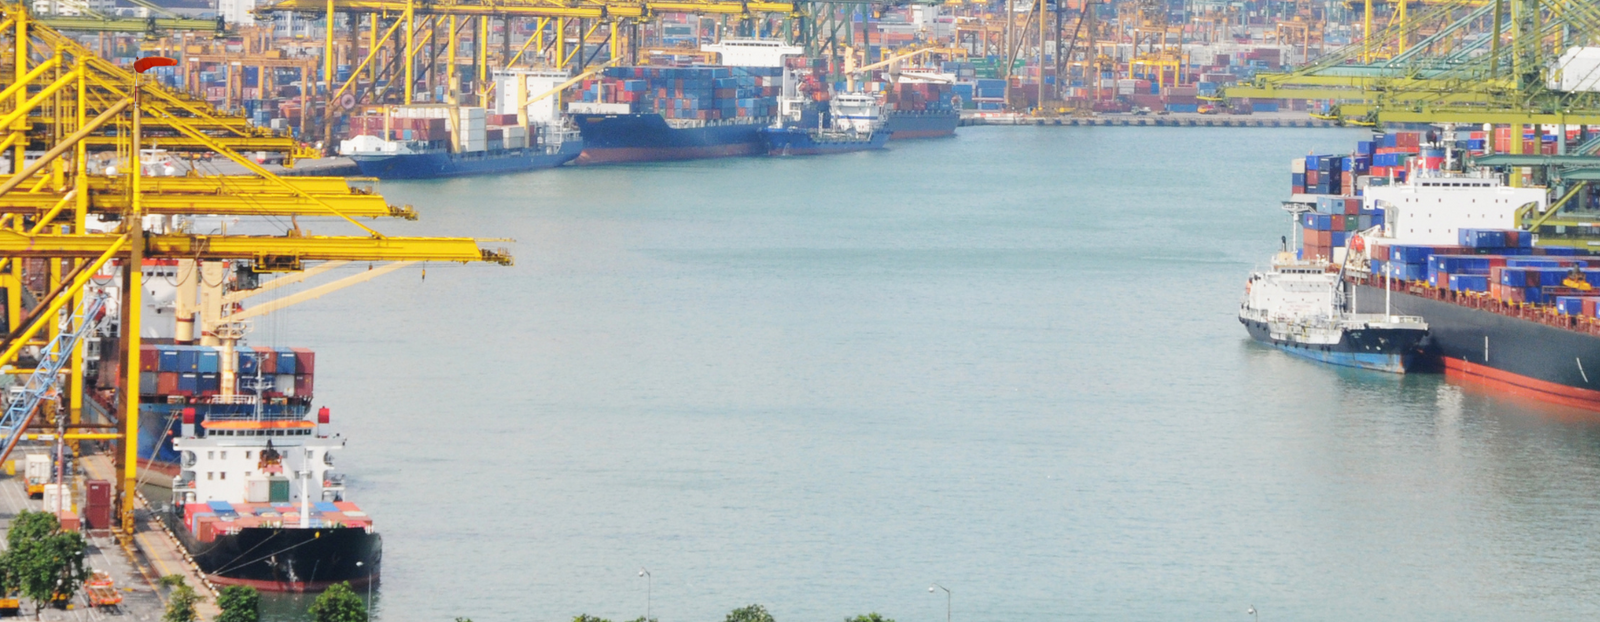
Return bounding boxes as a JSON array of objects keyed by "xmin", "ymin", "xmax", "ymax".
[
  {"xmin": 216, "ymin": 585, "xmax": 262, "ymax": 622},
  {"xmin": 847, "ymin": 614, "xmax": 895, "ymax": 622},
  {"xmin": 624, "ymin": 617, "xmax": 659, "ymax": 622},
  {"xmin": 573, "ymin": 615, "xmax": 612, "ymax": 622},
  {"xmin": 308, "ymin": 582, "xmax": 368, "ymax": 622},
  {"xmin": 726, "ymin": 604, "xmax": 775, "ymax": 622},
  {"xmin": 162, "ymin": 582, "xmax": 202, "ymax": 622},
  {"xmin": 158, "ymin": 574, "xmax": 187, "ymax": 588},
  {"xmin": 454, "ymin": 619, "xmax": 474, "ymax": 622},
  {"xmin": 1, "ymin": 511, "xmax": 88, "ymax": 613}
]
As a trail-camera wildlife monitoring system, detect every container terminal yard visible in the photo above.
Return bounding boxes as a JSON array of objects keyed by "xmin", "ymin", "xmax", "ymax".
[{"xmin": 0, "ymin": 0, "xmax": 1596, "ymax": 617}]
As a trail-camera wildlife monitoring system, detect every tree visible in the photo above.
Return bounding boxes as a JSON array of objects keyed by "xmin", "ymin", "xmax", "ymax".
[
  {"xmin": 726, "ymin": 604, "xmax": 775, "ymax": 622},
  {"xmin": 1, "ymin": 511, "xmax": 89, "ymax": 616},
  {"xmin": 308, "ymin": 582, "xmax": 368, "ymax": 622},
  {"xmin": 162, "ymin": 582, "xmax": 201, "ymax": 622},
  {"xmin": 625, "ymin": 617, "xmax": 659, "ymax": 622},
  {"xmin": 573, "ymin": 615, "xmax": 611, "ymax": 622},
  {"xmin": 847, "ymin": 614, "xmax": 895, "ymax": 622},
  {"xmin": 216, "ymin": 585, "xmax": 261, "ymax": 622}
]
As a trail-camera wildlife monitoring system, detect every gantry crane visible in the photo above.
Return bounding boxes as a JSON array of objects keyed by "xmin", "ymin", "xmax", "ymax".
[{"xmin": 0, "ymin": 7, "xmax": 511, "ymax": 538}]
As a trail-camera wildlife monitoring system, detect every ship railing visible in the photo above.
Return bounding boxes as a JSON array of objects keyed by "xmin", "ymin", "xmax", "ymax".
[{"xmin": 206, "ymin": 394, "xmax": 259, "ymax": 406}]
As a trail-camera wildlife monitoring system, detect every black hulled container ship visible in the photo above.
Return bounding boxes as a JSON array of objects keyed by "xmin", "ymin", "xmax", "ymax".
[
  {"xmin": 112, "ymin": 259, "xmax": 380, "ymax": 591},
  {"xmin": 166, "ymin": 403, "xmax": 380, "ymax": 591},
  {"xmin": 1278, "ymin": 128, "xmax": 1600, "ymax": 410}
]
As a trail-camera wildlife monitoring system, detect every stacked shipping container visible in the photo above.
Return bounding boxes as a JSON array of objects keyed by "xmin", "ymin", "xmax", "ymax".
[
  {"xmin": 588, "ymin": 66, "xmax": 783, "ymax": 121},
  {"xmin": 138, "ymin": 345, "xmax": 316, "ymax": 401}
]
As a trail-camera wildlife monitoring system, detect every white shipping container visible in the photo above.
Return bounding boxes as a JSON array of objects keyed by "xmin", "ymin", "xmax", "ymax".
[
  {"xmin": 274, "ymin": 374, "xmax": 295, "ymax": 397},
  {"xmin": 1290, "ymin": 158, "xmax": 1306, "ymax": 174}
]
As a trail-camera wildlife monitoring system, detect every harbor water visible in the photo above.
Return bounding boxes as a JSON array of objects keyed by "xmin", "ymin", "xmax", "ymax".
[{"xmin": 261, "ymin": 126, "xmax": 1600, "ymax": 621}]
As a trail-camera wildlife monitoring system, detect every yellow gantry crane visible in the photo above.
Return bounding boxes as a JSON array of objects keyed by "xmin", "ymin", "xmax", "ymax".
[
  {"xmin": 258, "ymin": 0, "xmax": 797, "ymax": 147},
  {"xmin": 0, "ymin": 4, "xmax": 510, "ymax": 537}
]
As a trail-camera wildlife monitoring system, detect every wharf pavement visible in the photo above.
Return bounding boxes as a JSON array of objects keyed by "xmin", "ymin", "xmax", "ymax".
[
  {"xmin": 962, "ymin": 110, "xmax": 1340, "ymax": 128},
  {"xmin": 0, "ymin": 446, "xmax": 218, "ymax": 620}
]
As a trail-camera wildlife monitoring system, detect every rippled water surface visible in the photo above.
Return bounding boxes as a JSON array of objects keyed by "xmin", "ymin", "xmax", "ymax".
[{"xmin": 256, "ymin": 126, "xmax": 1600, "ymax": 622}]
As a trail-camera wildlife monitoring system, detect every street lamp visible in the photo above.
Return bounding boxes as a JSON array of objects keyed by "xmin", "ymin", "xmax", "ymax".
[
  {"xmin": 357, "ymin": 561, "xmax": 372, "ymax": 620},
  {"xmin": 639, "ymin": 567, "xmax": 652, "ymax": 622},
  {"xmin": 1247, "ymin": 605, "xmax": 1257, "ymax": 622},
  {"xmin": 928, "ymin": 584, "xmax": 950, "ymax": 622}
]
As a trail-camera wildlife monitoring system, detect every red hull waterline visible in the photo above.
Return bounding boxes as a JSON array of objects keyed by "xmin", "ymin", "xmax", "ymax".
[
  {"xmin": 574, "ymin": 143, "xmax": 760, "ymax": 164},
  {"xmin": 888, "ymin": 129, "xmax": 955, "ymax": 140},
  {"xmin": 208, "ymin": 572, "xmax": 379, "ymax": 593},
  {"xmin": 1443, "ymin": 357, "xmax": 1600, "ymax": 412}
]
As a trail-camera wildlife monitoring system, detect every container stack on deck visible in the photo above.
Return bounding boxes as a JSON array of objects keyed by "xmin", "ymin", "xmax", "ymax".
[
  {"xmin": 585, "ymin": 66, "xmax": 782, "ymax": 120},
  {"xmin": 138, "ymin": 345, "xmax": 316, "ymax": 402},
  {"xmin": 186, "ymin": 501, "xmax": 369, "ymax": 543}
]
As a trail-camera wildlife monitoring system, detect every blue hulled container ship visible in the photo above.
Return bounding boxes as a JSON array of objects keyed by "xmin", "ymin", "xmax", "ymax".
[
  {"xmin": 572, "ymin": 113, "xmax": 768, "ymax": 163},
  {"xmin": 883, "ymin": 109, "xmax": 959, "ymax": 139},
  {"xmin": 348, "ymin": 139, "xmax": 581, "ymax": 179},
  {"xmin": 568, "ymin": 39, "xmax": 802, "ymax": 165}
]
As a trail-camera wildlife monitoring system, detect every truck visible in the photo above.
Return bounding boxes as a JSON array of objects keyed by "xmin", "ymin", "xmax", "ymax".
[{"xmin": 23, "ymin": 454, "xmax": 49, "ymax": 498}]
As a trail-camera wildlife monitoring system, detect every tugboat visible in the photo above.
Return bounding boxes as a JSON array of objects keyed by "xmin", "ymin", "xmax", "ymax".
[
  {"xmin": 1240, "ymin": 241, "xmax": 1429, "ymax": 373},
  {"xmin": 761, "ymin": 93, "xmax": 890, "ymax": 156},
  {"xmin": 166, "ymin": 396, "xmax": 380, "ymax": 591}
]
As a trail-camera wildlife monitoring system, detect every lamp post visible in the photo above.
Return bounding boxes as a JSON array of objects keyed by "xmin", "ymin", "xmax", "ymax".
[
  {"xmin": 928, "ymin": 584, "xmax": 950, "ymax": 622},
  {"xmin": 639, "ymin": 568, "xmax": 652, "ymax": 621},
  {"xmin": 357, "ymin": 561, "xmax": 372, "ymax": 620}
]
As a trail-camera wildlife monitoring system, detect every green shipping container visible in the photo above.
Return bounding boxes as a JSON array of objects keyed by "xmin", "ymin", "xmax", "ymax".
[{"xmin": 269, "ymin": 478, "xmax": 291, "ymax": 503}]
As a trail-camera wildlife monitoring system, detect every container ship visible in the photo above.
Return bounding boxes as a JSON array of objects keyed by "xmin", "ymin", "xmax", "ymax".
[
  {"xmin": 89, "ymin": 257, "xmax": 381, "ymax": 591},
  {"xmin": 1274, "ymin": 128, "xmax": 1600, "ymax": 410},
  {"xmin": 570, "ymin": 39, "xmax": 798, "ymax": 164},
  {"xmin": 881, "ymin": 79, "xmax": 960, "ymax": 139},
  {"xmin": 165, "ymin": 400, "xmax": 380, "ymax": 592},
  {"xmin": 341, "ymin": 102, "xmax": 581, "ymax": 179}
]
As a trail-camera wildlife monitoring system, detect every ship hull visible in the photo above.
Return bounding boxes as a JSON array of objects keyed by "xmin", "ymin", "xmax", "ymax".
[
  {"xmin": 883, "ymin": 110, "xmax": 958, "ymax": 139},
  {"xmin": 760, "ymin": 128, "xmax": 889, "ymax": 156},
  {"xmin": 165, "ymin": 512, "xmax": 381, "ymax": 592},
  {"xmin": 1355, "ymin": 284, "xmax": 1600, "ymax": 409},
  {"xmin": 571, "ymin": 113, "xmax": 766, "ymax": 164},
  {"xmin": 349, "ymin": 142, "xmax": 582, "ymax": 179},
  {"xmin": 1240, "ymin": 316, "xmax": 1425, "ymax": 373}
]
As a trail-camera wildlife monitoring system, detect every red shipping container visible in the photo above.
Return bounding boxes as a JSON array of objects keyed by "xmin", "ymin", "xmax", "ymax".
[
  {"xmin": 1306, "ymin": 170, "xmax": 1320, "ymax": 185},
  {"xmin": 295, "ymin": 374, "xmax": 314, "ymax": 397},
  {"xmin": 57, "ymin": 511, "xmax": 79, "ymax": 532},
  {"xmin": 254, "ymin": 346, "xmax": 277, "ymax": 375},
  {"xmin": 1331, "ymin": 215, "xmax": 1345, "ymax": 231},
  {"xmin": 140, "ymin": 345, "xmax": 159, "ymax": 372},
  {"xmin": 197, "ymin": 516, "xmax": 217, "ymax": 542},
  {"xmin": 87, "ymin": 480, "xmax": 111, "ymax": 507},
  {"xmin": 157, "ymin": 372, "xmax": 178, "ymax": 395},
  {"xmin": 85, "ymin": 505, "xmax": 110, "ymax": 530}
]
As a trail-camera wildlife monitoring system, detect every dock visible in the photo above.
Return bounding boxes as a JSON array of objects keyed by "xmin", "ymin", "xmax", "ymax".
[
  {"xmin": 0, "ymin": 448, "xmax": 219, "ymax": 621},
  {"xmin": 961, "ymin": 112, "xmax": 1342, "ymax": 128}
]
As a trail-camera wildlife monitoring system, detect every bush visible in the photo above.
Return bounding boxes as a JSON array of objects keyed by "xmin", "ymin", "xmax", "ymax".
[
  {"xmin": 2, "ymin": 511, "xmax": 88, "ymax": 614},
  {"xmin": 216, "ymin": 584, "xmax": 261, "ymax": 622},
  {"xmin": 308, "ymin": 582, "xmax": 367, "ymax": 622},
  {"xmin": 726, "ymin": 604, "xmax": 775, "ymax": 622},
  {"xmin": 847, "ymin": 614, "xmax": 895, "ymax": 622},
  {"xmin": 162, "ymin": 583, "xmax": 201, "ymax": 622}
]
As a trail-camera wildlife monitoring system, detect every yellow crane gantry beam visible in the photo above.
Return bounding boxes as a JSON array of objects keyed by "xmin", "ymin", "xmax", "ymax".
[
  {"xmin": 263, "ymin": 0, "xmax": 795, "ymax": 19},
  {"xmin": 0, "ymin": 229, "xmax": 512, "ymax": 264}
]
